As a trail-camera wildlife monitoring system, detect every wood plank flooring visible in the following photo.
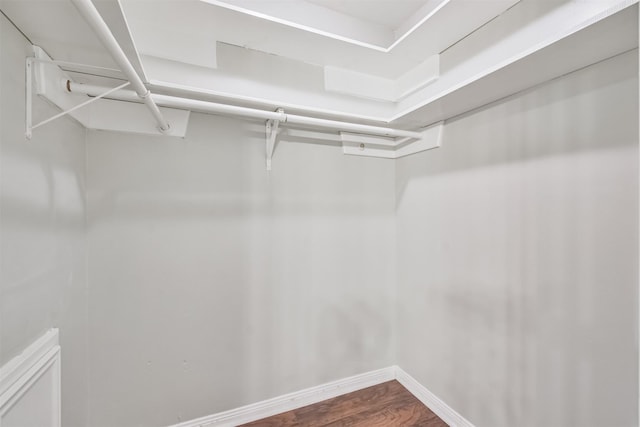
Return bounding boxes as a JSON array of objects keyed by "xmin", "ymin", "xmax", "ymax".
[{"xmin": 239, "ymin": 380, "xmax": 448, "ymax": 427}]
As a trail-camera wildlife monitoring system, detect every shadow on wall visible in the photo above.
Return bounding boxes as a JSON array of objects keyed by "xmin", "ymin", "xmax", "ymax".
[
  {"xmin": 396, "ymin": 48, "xmax": 639, "ymax": 205},
  {"xmin": 84, "ymin": 112, "xmax": 396, "ymax": 426},
  {"xmin": 316, "ymin": 299, "xmax": 393, "ymax": 381},
  {"xmin": 86, "ymin": 116, "xmax": 392, "ymax": 224},
  {"xmin": 393, "ymin": 49, "xmax": 638, "ymax": 427}
]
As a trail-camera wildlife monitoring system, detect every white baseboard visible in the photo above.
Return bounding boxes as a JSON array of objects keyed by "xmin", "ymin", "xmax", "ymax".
[
  {"xmin": 171, "ymin": 364, "xmax": 474, "ymax": 427},
  {"xmin": 393, "ymin": 366, "xmax": 474, "ymax": 427},
  {"xmin": 0, "ymin": 328, "xmax": 61, "ymax": 427},
  {"xmin": 171, "ymin": 366, "xmax": 396, "ymax": 427}
]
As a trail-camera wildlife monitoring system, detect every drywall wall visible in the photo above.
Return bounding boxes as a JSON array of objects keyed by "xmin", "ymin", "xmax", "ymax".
[
  {"xmin": 0, "ymin": 12, "xmax": 88, "ymax": 427},
  {"xmin": 395, "ymin": 49, "xmax": 639, "ymax": 427},
  {"xmin": 85, "ymin": 116, "xmax": 396, "ymax": 426}
]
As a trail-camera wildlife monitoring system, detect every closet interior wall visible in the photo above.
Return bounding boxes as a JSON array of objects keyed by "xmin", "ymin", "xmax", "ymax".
[
  {"xmin": 0, "ymin": 12, "xmax": 89, "ymax": 427},
  {"xmin": 394, "ymin": 7, "xmax": 638, "ymax": 424},
  {"xmin": 396, "ymin": 47, "xmax": 639, "ymax": 427},
  {"xmin": 85, "ymin": 115, "xmax": 397, "ymax": 426}
]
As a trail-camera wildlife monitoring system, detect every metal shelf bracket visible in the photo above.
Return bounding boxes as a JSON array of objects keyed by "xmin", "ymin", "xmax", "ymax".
[
  {"xmin": 25, "ymin": 56, "xmax": 129, "ymax": 140},
  {"xmin": 265, "ymin": 108, "xmax": 285, "ymax": 171}
]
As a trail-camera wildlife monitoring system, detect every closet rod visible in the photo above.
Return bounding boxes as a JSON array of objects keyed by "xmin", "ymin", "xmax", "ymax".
[
  {"xmin": 67, "ymin": 82, "xmax": 424, "ymax": 139},
  {"xmin": 70, "ymin": 0, "xmax": 171, "ymax": 133}
]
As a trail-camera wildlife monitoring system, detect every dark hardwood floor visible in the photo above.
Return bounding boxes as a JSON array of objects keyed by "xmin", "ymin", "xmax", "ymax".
[{"xmin": 239, "ymin": 380, "xmax": 448, "ymax": 426}]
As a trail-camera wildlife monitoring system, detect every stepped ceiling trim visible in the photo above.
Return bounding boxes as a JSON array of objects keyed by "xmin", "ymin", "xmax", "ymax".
[
  {"xmin": 119, "ymin": 0, "xmax": 521, "ymax": 79},
  {"xmin": 201, "ymin": 0, "xmax": 451, "ymax": 52}
]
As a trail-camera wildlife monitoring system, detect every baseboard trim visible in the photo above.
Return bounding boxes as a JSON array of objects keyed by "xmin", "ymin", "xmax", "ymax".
[
  {"xmin": 171, "ymin": 366, "xmax": 396, "ymax": 427},
  {"xmin": 0, "ymin": 329, "xmax": 61, "ymax": 427},
  {"xmin": 171, "ymin": 365, "xmax": 474, "ymax": 427},
  {"xmin": 393, "ymin": 366, "xmax": 474, "ymax": 427}
]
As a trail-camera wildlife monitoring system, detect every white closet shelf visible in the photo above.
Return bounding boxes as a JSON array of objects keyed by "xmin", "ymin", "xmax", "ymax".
[
  {"xmin": 392, "ymin": 0, "xmax": 639, "ymax": 127},
  {"xmin": 139, "ymin": 0, "xmax": 638, "ymax": 130},
  {"xmin": 24, "ymin": 0, "xmax": 638, "ymax": 166}
]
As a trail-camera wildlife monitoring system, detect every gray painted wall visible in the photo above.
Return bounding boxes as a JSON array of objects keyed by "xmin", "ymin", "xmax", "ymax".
[
  {"xmin": 0, "ymin": 13, "xmax": 88, "ymax": 427},
  {"xmin": 85, "ymin": 115, "xmax": 397, "ymax": 426},
  {"xmin": 395, "ymin": 50, "xmax": 638, "ymax": 427}
]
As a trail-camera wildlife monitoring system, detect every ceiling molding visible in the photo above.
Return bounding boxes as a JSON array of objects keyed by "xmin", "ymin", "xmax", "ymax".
[
  {"xmin": 118, "ymin": 0, "xmax": 521, "ymax": 79},
  {"xmin": 201, "ymin": 0, "xmax": 451, "ymax": 52},
  {"xmin": 324, "ymin": 54, "xmax": 440, "ymax": 102}
]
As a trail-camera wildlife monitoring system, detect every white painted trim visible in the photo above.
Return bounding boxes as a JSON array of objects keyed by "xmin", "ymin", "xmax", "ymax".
[
  {"xmin": 394, "ymin": 366, "xmax": 475, "ymax": 427},
  {"xmin": 0, "ymin": 329, "xmax": 59, "ymax": 398},
  {"xmin": 141, "ymin": 0, "xmax": 637, "ymax": 131},
  {"xmin": 391, "ymin": 0, "xmax": 639, "ymax": 122},
  {"xmin": 170, "ymin": 364, "xmax": 475, "ymax": 427},
  {"xmin": 199, "ymin": 0, "xmax": 451, "ymax": 53},
  {"xmin": 0, "ymin": 329, "xmax": 61, "ymax": 427},
  {"xmin": 169, "ymin": 367, "xmax": 396, "ymax": 427},
  {"xmin": 341, "ymin": 121, "xmax": 444, "ymax": 159},
  {"xmin": 396, "ymin": 55, "xmax": 440, "ymax": 101},
  {"xmin": 396, "ymin": 75, "xmax": 439, "ymax": 101},
  {"xmin": 200, "ymin": 0, "xmax": 388, "ymax": 52},
  {"xmin": 324, "ymin": 66, "xmax": 396, "ymax": 102},
  {"xmin": 323, "ymin": 54, "xmax": 440, "ymax": 103},
  {"xmin": 388, "ymin": 0, "xmax": 453, "ymax": 51}
]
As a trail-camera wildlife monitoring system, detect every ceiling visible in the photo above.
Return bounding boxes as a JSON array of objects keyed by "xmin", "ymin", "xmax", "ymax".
[
  {"xmin": 306, "ymin": 0, "xmax": 427, "ymax": 29},
  {"xmin": 194, "ymin": 0, "xmax": 506, "ymax": 60}
]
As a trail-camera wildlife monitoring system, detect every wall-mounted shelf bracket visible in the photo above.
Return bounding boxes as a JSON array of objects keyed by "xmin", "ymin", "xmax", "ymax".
[
  {"xmin": 27, "ymin": 46, "xmax": 190, "ymax": 138},
  {"xmin": 341, "ymin": 121, "xmax": 444, "ymax": 159},
  {"xmin": 265, "ymin": 108, "xmax": 285, "ymax": 171},
  {"xmin": 25, "ymin": 57, "xmax": 131, "ymax": 140}
]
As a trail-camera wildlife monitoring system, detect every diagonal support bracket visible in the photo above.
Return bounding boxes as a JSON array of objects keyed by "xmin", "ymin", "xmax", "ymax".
[
  {"xmin": 265, "ymin": 108, "xmax": 285, "ymax": 171},
  {"xmin": 25, "ymin": 55, "xmax": 131, "ymax": 140},
  {"xmin": 25, "ymin": 46, "xmax": 190, "ymax": 139}
]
